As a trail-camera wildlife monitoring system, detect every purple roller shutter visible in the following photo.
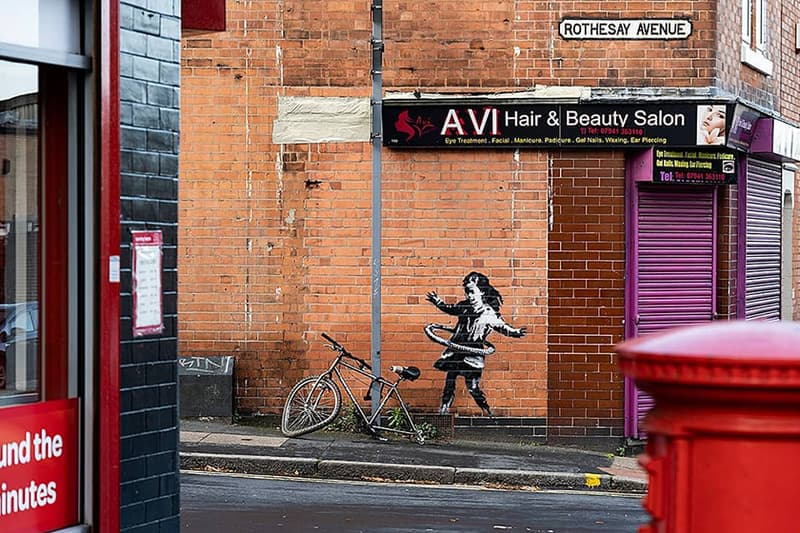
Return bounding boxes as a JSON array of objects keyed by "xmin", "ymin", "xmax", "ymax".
[
  {"xmin": 744, "ymin": 158, "xmax": 782, "ymax": 321},
  {"xmin": 631, "ymin": 186, "xmax": 716, "ymax": 438}
]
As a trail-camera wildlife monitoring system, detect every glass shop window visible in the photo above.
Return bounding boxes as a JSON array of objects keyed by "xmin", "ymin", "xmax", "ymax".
[{"xmin": 0, "ymin": 60, "xmax": 39, "ymax": 403}]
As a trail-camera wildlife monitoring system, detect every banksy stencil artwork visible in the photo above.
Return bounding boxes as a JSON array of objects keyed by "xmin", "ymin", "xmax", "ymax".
[{"xmin": 425, "ymin": 272, "xmax": 527, "ymax": 417}]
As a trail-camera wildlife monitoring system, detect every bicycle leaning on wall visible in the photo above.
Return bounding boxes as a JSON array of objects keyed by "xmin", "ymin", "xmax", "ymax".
[{"xmin": 280, "ymin": 333, "xmax": 426, "ymax": 444}]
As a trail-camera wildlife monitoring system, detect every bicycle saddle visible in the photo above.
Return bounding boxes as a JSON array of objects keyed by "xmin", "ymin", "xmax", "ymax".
[{"xmin": 392, "ymin": 365, "xmax": 421, "ymax": 381}]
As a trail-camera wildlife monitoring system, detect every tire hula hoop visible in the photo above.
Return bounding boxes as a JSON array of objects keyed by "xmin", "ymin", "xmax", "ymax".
[{"xmin": 424, "ymin": 323, "xmax": 496, "ymax": 357}]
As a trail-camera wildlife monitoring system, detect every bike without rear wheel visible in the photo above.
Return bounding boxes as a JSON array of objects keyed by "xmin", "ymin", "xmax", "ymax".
[{"xmin": 281, "ymin": 376, "xmax": 341, "ymax": 437}]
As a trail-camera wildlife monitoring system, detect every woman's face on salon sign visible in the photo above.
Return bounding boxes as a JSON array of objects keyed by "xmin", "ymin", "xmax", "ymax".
[{"xmin": 702, "ymin": 106, "xmax": 726, "ymax": 133}]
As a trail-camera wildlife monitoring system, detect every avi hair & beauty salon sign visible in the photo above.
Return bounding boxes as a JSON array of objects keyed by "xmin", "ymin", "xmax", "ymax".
[
  {"xmin": 558, "ymin": 18, "xmax": 692, "ymax": 40},
  {"xmin": 0, "ymin": 399, "xmax": 79, "ymax": 533},
  {"xmin": 383, "ymin": 102, "xmax": 731, "ymax": 149}
]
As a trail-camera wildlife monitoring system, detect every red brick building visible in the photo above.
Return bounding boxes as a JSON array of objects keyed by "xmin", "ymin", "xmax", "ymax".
[{"xmin": 180, "ymin": 1, "xmax": 800, "ymax": 446}]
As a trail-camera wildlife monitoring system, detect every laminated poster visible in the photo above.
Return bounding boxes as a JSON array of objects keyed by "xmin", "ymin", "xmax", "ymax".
[{"xmin": 132, "ymin": 231, "xmax": 163, "ymax": 337}]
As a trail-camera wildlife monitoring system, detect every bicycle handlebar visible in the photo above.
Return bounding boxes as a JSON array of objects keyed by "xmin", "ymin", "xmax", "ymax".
[{"xmin": 321, "ymin": 332, "xmax": 372, "ymax": 371}]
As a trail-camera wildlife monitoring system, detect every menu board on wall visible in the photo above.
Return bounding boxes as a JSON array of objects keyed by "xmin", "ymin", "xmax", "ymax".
[
  {"xmin": 652, "ymin": 148, "xmax": 737, "ymax": 185},
  {"xmin": 132, "ymin": 230, "xmax": 164, "ymax": 337}
]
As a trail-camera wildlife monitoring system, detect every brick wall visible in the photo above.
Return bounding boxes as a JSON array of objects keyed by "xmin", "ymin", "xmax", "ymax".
[
  {"xmin": 280, "ymin": 146, "xmax": 551, "ymax": 418},
  {"xmin": 780, "ymin": 0, "xmax": 800, "ymax": 121},
  {"xmin": 716, "ymin": 0, "xmax": 790, "ymax": 109},
  {"xmin": 180, "ymin": 1, "xmax": 797, "ymax": 443},
  {"xmin": 385, "ymin": 0, "xmax": 718, "ymax": 90},
  {"xmin": 380, "ymin": 149, "xmax": 548, "ymax": 417},
  {"xmin": 717, "ymin": 186, "xmax": 739, "ymax": 319},
  {"xmin": 182, "ymin": 2, "xmax": 285, "ymax": 412},
  {"xmin": 180, "ymin": 136, "xmax": 549, "ymax": 416},
  {"xmin": 194, "ymin": 1, "xmax": 725, "ymax": 96},
  {"xmin": 282, "ymin": 0, "xmax": 371, "ymax": 86},
  {"xmin": 547, "ymin": 152, "xmax": 626, "ymax": 441},
  {"xmin": 119, "ymin": 1, "xmax": 181, "ymax": 531}
]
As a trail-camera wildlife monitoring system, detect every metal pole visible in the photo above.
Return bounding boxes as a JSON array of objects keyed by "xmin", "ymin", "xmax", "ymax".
[{"xmin": 370, "ymin": 0, "xmax": 383, "ymax": 417}]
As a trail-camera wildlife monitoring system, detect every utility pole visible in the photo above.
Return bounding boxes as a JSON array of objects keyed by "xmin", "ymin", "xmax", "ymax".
[{"xmin": 370, "ymin": 0, "xmax": 383, "ymax": 417}]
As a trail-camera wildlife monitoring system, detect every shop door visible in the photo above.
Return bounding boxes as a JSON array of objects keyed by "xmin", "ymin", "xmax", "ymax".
[
  {"xmin": 743, "ymin": 158, "xmax": 782, "ymax": 321},
  {"xmin": 0, "ymin": 62, "xmax": 78, "ymax": 532},
  {"xmin": 627, "ymin": 185, "xmax": 716, "ymax": 438},
  {"xmin": 0, "ymin": 3, "xmax": 98, "ymax": 531}
]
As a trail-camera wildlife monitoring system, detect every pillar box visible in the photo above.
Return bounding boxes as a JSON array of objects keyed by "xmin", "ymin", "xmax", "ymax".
[{"xmin": 616, "ymin": 321, "xmax": 800, "ymax": 533}]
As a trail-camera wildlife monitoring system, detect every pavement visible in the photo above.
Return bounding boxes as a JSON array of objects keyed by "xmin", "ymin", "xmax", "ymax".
[{"xmin": 179, "ymin": 418, "xmax": 648, "ymax": 494}]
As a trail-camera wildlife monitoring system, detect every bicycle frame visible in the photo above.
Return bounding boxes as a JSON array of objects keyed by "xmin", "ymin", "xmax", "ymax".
[{"xmin": 318, "ymin": 352, "xmax": 420, "ymax": 439}]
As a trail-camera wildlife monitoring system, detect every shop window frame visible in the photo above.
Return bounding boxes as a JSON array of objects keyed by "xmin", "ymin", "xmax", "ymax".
[{"xmin": 0, "ymin": 19, "xmax": 92, "ymax": 407}]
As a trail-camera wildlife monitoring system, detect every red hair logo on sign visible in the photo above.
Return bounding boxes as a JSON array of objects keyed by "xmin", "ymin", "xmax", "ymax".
[{"xmin": 394, "ymin": 110, "xmax": 437, "ymax": 141}]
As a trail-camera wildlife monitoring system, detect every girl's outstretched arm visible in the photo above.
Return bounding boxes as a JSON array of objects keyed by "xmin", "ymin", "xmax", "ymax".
[
  {"xmin": 491, "ymin": 317, "xmax": 527, "ymax": 338},
  {"xmin": 426, "ymin": 290, "xmax": 461, "ymax": 315}
]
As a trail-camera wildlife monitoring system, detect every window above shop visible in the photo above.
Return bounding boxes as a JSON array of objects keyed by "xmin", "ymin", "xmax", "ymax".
[{"xmin": 741, "ymin": 0, "xmax": 773, "ymax": 75}]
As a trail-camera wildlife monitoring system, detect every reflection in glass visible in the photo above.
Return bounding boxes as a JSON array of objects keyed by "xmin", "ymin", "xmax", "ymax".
[
  {"xmin": 0, "ymin": 60, "xmax": 39, "ymax": 400},
  {"xmin": 0, "ymin": 0, "xmax": 81, "ymax": 54}
]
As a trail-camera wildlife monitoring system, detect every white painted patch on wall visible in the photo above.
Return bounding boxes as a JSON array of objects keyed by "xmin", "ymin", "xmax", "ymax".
[
  {"xmin": 285, "ymin": 208, "xmax": 296, "ymax": 225},
  {"xmin": 272, "ymin": 96, "xmax": 371, "ymax": 144}
]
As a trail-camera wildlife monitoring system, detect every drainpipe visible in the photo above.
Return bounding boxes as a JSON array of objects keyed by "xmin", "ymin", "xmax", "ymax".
[
  {"xmin": 782, "ymin": 164, "xmax": 796, "ymax": 320},
  {"xmin": 370, "ymin": 0, "xmax": 383, "ymax": 416}
]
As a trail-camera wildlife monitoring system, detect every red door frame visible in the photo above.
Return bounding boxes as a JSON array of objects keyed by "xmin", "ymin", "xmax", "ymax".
[
  {"xmin": 99, "ymin": 1, "xmax": 120, "ymax": 531},
  {"xmin": 41, "ymin": 67, "xmax": 69, "ymax": 400}
]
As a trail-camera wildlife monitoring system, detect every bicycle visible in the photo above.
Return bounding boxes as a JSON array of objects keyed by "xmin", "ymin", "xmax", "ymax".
[{"xmin": 281, "ymin": 333, "xmax": 426, "ymax": 444}]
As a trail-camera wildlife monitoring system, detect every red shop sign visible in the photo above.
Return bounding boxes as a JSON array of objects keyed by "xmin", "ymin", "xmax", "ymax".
[{"xmin": 0, "ymin": 399, "xmax": 79, "ymax": 533}]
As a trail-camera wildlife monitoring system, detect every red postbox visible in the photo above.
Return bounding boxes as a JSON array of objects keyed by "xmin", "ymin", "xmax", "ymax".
[{"xmin": 616, "ymin": 321, "xmax": 800, "ymax": 533}]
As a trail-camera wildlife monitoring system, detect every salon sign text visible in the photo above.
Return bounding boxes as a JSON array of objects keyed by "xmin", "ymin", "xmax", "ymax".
[{"xmin": 559, "ymin": 18, "xmax": 692, "ymax": 40}]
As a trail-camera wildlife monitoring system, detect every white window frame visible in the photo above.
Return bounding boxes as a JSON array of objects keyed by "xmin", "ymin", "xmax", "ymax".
[
  {"xmin": 742, "ymin": 0, "xmax": 752, "ymax": 44},
  {"xmin": 742, "ymin": 0, "xmax": 773, "ymax": 75}
]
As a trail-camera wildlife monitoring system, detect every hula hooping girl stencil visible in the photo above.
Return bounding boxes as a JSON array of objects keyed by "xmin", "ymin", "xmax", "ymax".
[{"xmin": 425, "ymin": 272, "xmax": 527, "ymax": 417}]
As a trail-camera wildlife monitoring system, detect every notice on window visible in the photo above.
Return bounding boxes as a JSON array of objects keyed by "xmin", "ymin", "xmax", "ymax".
[{"xmin": 132, "ymin": 231, "xmax": 163, "ymax": 337}]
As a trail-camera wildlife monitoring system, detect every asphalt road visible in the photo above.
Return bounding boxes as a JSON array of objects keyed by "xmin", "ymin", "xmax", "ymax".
[{"xmin": 180, "ymin": 471, "xmax": 648, "ymax": 532}]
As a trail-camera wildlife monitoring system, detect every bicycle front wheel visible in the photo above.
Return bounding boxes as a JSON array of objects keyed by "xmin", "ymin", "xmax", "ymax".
[{"xmin": 281, "ymin": 376, "xmax": 341, "ymax": 437}]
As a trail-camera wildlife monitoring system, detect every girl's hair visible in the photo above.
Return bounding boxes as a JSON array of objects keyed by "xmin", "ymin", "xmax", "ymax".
[{"xmin": 463, "ymin": 271, "xmax": 503, "ymax": 312}]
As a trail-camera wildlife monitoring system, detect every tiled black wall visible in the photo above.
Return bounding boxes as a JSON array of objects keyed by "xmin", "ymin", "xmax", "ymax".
[{"xmin": 119, "ymin": 1, "xmax": 180, "ymax": 531}]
